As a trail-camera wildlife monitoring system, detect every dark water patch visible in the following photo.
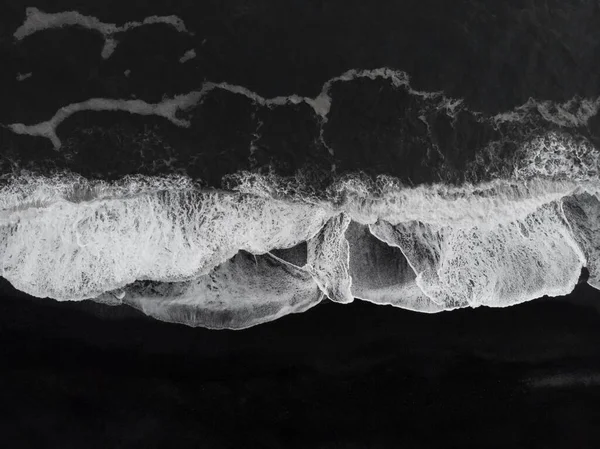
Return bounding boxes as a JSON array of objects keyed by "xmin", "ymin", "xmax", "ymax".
[
  {"xmin": 100, "ymin": 24, "xmax": 198, "ymax": 102},
  {"xmin": 2, "ymin": 279, "xmax": 600, "ymax": 446},
  {"xmin": 252, "ymin": 102, "xmax": 332, "ymax": 177},
  {"xmin": 324, "ymin": 77, "xmax": 441, "ymax": 184},
  {"xmin": 429, "ymin": 110, "xmax": 501, "ymax": 182},
  {"xmin": 346, "ymin": 221, "xmax": 416, "ymax": 299},
  {"xmin": 270, "ymin": 241, "xmax": 308, "ymax": 267},
  {"xmin": 56, "ymin": 111, "xmax": 184, "ymax": 180},
  {"xmin": 0, "ymin": 44, "xmax": 29, "ymax": 124},
  {"xmin": 182, "ymin": 89, "xmax": 258, "ymax": 185},
  {"xmin": 9, "ymin": 28, "xmax": 106, "ymax": 123},
  {"xmin": 579, "ymin": 267, "xmax": 591, "ymax": 285},
  {"xmin": 0, "ymin": 127, "xmax": 60, "ymax": 176},
  {"xmin": 2, "ymin": 277, "xmax": 600, "ymax": 371}
]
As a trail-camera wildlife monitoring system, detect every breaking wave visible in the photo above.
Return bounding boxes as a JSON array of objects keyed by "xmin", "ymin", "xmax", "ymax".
[
  {"xmin": 1, "ymin": 162, "xmax": 599, "ymax": 329},
  {"xmin": 4, "ymin": 55, "xmax": 600, "ymax": 328}
]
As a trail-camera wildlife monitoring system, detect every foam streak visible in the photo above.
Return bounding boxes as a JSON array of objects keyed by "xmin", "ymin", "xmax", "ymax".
[
  {"xmin": 6, "ymin": 67, "xmax": 600, "ymax": 154},
  {"xmin": 14, "ymin": 7, "xmax": 193, "ymax": 59}
]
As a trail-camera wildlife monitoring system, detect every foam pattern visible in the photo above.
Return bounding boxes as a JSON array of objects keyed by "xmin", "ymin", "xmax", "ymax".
[
  {"xmin": 370, "ymin": 202, "xmax": 585, "ymax": 308},
  {"xmin": 562, "ymin": 192, "xmax": 600, "ymax": 289},
  {"xmin": 4, "ymin": 165, "xmax": 600, "ymax": 328},
  {"xmin": 0, "ymin": 179, "xmax": 330, "ymax": 301},
  {"xmin": 96, "ymin": 251, "xmax": 323, "ymax": 330},
  {"xmin": 345, "ymin": 221, "xmax": 445, "ymax": 313},
  {"xmin": 306, "ymin": 213, "xmax": 353, "ymax": 304}
]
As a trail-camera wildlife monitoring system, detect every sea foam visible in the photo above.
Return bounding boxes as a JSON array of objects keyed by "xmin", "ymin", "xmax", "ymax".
[
  {"xmin": 0, "ymin": 174, "xmax": 330, "ymax": 303},
  {"xmin": 0, "ymin": 166, "xmax": 598, "ymax": 329}
]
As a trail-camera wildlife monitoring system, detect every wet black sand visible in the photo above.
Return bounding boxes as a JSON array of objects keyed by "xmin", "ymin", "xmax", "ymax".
[{"xmin": 2, "ymin": 278, "xmax": 600, "ymax": 448}]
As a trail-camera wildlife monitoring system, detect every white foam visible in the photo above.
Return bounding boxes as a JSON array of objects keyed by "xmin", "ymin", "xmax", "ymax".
[
  {"xmin": 493, "ymin": 97, "xmax": 600, "ymax": 128},
  {"xmin": 370, "ymin": 202, "xmax": 585, "ymax": 309},
  {"xmin": 0, "ymin": 176, "xmax": 331, "ymax": 301},
  {"xmin": 0, "ymin": 173, "xmax": 197, "ymax": 212},
  {"xmin": 96, "ymin": 251, "xmax": 324, "ymax": 330},
  {"xmin": 14, "ymin": 7, "xmax": 193, "ymax": 59},
  {"xmin": 6, "ymin": 94, "xmax": 204, "ymax": 148},
  {"xmin": 346, "ymin": 221, "xmax": 445, "ymax": 313},
  {"xmin": 306, "ymin": 214, "xmax": 353, "ymax": 303},
  {"xmin": 514, "ymin": 132, "xmax": 600, "ymax": 182},
  {"xmin": 526, "ymin": 371, "xmax": 600, "ymax": 388},
  {"xmin": 178, "ymin": 48, "xmax": 196, "ymax": 64},
  {"xmin": 6, "ymin": 66, "xmax": 600, "ymax": 153},
  {"xmin": 329, "ymin": 176, "xmax": 587, "ymax": 228},
  {"xmin": 16, "ymin": 72, "xmax": 32, "ymax": 82}
]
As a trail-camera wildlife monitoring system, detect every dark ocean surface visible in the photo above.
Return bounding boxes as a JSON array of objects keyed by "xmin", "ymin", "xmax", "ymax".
[{"xmin": 2, "ymin": 277, "xmax": 600, "ymax": 448}]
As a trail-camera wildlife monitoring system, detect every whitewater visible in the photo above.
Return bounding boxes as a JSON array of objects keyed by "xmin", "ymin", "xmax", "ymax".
[{"xmin": 0, "ymin": 160, "xmax": 598, "ymax": 329}]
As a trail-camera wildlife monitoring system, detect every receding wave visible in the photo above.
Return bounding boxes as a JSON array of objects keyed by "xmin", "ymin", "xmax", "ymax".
[{"xmin": 1, "ymin": 165, "xmax": 599, "ymax": 329}]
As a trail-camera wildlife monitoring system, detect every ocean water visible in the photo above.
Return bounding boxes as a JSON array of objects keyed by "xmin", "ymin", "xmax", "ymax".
[{"xmin": 3, "ymin": 8, "xmax": 600, "ymax": 328}]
